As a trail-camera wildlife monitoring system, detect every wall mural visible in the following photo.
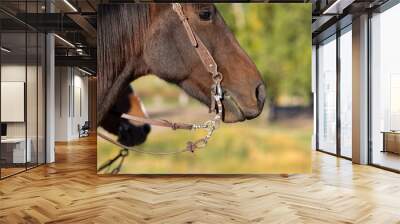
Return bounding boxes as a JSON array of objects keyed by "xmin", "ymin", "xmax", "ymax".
[{"xmin": 97, "ymin": 3, "xmax": 312, "ymax": 174}]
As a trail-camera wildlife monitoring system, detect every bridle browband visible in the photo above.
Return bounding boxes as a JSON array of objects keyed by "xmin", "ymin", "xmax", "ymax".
[{"xmin": 98, "ymin": 3, "xmax": 224, "ymax": 158}]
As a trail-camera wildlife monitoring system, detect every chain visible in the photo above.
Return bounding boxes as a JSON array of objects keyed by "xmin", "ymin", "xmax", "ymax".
[
  {"xmin": 98, "ymin": 148, "xmax": 129, "ymax": 174},
  {"xmin": 191, "ymin": 71, "xmax": 223, "ymax": 149}
]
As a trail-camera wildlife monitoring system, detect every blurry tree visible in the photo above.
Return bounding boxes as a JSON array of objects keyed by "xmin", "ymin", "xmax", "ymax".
[{"xmin": 217, "ymin": 4, "xmax": 311, "ymax": 120}]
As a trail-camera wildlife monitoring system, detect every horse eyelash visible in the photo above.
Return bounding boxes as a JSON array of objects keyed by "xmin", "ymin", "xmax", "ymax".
[{"xmin": 199, "ymin": 9, "xmax": 213, "ymax": 21}]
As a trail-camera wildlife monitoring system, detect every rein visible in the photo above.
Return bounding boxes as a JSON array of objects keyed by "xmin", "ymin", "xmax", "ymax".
[{"xmin": 98, "ymin": 3, "xmax": 224, "ymax": 160}]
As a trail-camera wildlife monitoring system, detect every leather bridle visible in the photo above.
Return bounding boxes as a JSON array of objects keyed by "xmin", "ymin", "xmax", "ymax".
[{"xmin": 98, "ymin": 3, "xmax": 224, "ymax": 156}]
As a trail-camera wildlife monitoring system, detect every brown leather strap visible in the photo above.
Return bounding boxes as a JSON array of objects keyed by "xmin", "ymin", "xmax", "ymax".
[
  {"xmin": 172, "ymin": 3, "xmax": 218, "ymax": 76},
  {"xmin": 172, "ymin": 3, "xmax": 198, "ymax": 47},
  {"xmin": 98, "ymin": 132, "xmax": 205, "ymax": 156},
  {"xmin": 121, "ymin": 113, "xmax": 194, "ymax": 130}
]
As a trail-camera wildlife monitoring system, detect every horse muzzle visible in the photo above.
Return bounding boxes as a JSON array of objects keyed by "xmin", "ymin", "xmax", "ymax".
[
  {"xmin": 221, "ymin": 90, "xmax": 245, "ymax": 123},
  {"xmin": 118, "ymin": 120, "xmax": 151, "ymax": 146},
  {"xmin": 221, "ymin": 84, "xmax": 265, "ymax": 123}
]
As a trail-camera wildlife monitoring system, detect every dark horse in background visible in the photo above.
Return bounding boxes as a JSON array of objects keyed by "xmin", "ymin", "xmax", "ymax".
[
  {"xmin": 97, "ymin": 4, "xmax": 266, "ymax": 143},
  {"xmin": 101, "ymin": 85, "xmax": 151, "ymax": 146}
]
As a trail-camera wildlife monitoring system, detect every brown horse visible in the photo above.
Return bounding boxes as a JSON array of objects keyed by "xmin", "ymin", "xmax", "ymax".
[{"xmin": 97, "ymin": 3, "xmax": 265, "ymax": 125}]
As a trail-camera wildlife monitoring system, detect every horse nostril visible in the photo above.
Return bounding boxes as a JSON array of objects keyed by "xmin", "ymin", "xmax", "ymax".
[
  {"xmin": 143, "ymin": 124, "xmax": 151, "ymax": 134},
  {"xmin": 255, "ymin": 84, "xmax": 266, "ymax": 110}
]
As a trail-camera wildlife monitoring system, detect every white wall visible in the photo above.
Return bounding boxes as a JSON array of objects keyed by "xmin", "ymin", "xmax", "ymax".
[
  {"xmin": 1, "ymin": 65, "xmax": 26, "ymax": 140},
  {"xmin": 1, "ymin": 65, "xmax": 42, "ymax": 138},
  {"xmin": 72, "ymin": 73, "xmax": 89, "ymax": 138},
  {"xmin": 55, "ymin": 67, "xmax": 69, "ymax": 141},
  {"xmin": 54, "ymin": 67, "xmax": 89, "ymax": 141},
  {"xmin": 1, "ymin": 63, "xmax": 46, "ymax": 164}
]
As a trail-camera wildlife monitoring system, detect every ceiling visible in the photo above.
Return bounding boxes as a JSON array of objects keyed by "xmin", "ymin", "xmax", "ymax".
[
  {"xmin": 0, "ymin": 0, "xmax": 391, "ymax": 73},
  {"xmin": 1, "ymin": 0, "xmax": 99, "ymax": 73}
]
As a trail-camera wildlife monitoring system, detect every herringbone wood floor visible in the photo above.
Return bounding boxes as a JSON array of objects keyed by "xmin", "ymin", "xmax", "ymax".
[{"xmin": 1, "ymin": 135, "xmax": 400, "ymax": 224}]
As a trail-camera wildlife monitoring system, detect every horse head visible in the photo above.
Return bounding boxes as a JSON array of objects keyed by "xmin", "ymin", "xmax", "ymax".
[
  {"xmin": 144, "ymin": 4, "xmax": 265, "ymax": 122},
  {"xmin": 98, "ymin": 3, "xmax": 265, "ymax": 124}
]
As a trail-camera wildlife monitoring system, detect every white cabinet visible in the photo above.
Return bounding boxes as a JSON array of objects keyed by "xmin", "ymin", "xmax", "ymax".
[{"xmin": 1, "ymin": 138, "xmax": 32, "ymax": 163}]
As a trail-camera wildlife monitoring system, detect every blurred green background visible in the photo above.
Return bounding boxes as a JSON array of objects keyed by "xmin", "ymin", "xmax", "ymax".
[{"xmin": 98, "ymin": 3, "xmax": 312, "ymax": 174}]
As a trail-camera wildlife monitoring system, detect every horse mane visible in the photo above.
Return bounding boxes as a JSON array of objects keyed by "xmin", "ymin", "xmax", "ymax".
[
  {"xmin": 97, "ymin": 4, "xmax": 150, "ymax": 98},
  {"xmin": 96, "ymin": 3, "xmax": 211, "ymax": 124}
]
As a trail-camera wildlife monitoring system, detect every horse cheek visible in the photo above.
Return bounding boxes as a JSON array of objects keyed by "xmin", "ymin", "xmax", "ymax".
[{"xmin": 144, "ymin": 33, "xmax": 188, "ymax": 82}]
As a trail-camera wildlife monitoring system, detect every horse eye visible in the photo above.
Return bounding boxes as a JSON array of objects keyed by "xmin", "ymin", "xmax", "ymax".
[{"xmin": 199, "ymin": 10, "xmax": 212, "ymax": 21}]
